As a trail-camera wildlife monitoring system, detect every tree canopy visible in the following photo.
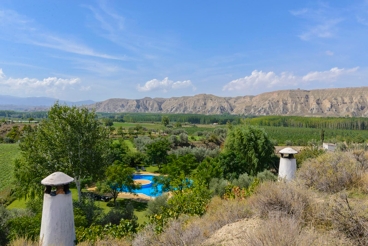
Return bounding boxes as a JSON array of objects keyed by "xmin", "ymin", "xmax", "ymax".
[
  {"xmin": 221, "ymin": 125, "xmax": 275, "ymax": 178},
  {"xmin": 14, "ymin": 103, "xmax": 110, "ymax": 201}
]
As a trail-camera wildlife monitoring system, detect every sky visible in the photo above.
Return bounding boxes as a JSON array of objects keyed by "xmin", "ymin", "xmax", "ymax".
[{"xmin": 0, "ymin": 0, "xmax": 367, "ymax": 102}]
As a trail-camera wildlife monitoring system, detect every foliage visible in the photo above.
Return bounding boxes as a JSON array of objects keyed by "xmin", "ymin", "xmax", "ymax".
[
  {"xmin": 121, "ymin": 151, "xmax": 146, "ymax": 168},
  {"xmin": 146, "ymin": 194, "xmax": 169, "ymax": 216},
  {"xmin": 73, "ymin": 196, "xmax": 104, "ymax": 227},
  {"xmin": 145, "ymin": 138, "xmax": 170, "ymax": 168},
  {"xmin": 161, "ymin": 116, "xmax": 170, "ymax": 127},
  {"xmin": 108, "ymin": 140, "xmax": 129, "ymax": 163},
  {"xmin": 0, "ymin": 144, "xmax": 20, "ymax": 203},
  {"xmin": 148, "ymin": 183, "xmax": 211, "ymax": 233},
  {"xmin": 97, "ymin": 165, "xmax": 137, "ymax": 205},
  {"xmin": 256, "ymin": 169, "xmax": 277, "ymax": 182},
  {"xmin": 297, "ymin": 151, "xmax": 365, "ymax": 193},
  {"xmin": 296, "ymin": 145, "xmax": 326, "ymax": 167},
  {"xmin": 0, "ymin": 205, "xmax": 10, "ymax": 245},
  {"xmin": 99, "ymin": 202, "xmax": 135, "ymax": 225},
  {"xmin": 7, "ymin": 213, "xmax": 41, "ymax": 242},
  {"xmin": 14, "ymin": 103, "xmax": 110, "ymax": 201},
  {"xmin": 209, "ymin": 178, "xmax": 228, "ymax": 197},
  {"xmin": 133, "ymin": 136, "xmax": 153, "ymax": 152},
  {"xmin": 6, "ymin": 126, "xmax": 21, "ymax": 142},
  {"xmin": 194, "ymin": 157, "xmax": 223, "ymax": 186},
  {"xmin": 223, "ymin": 178, "xmax": 259, "ymax": 200},
  {"xmin": 222, "ymin": 125, "xmax": 275, "ymax": 178},
  {"xmin": 75, "ymin": 219, "xmax": 139, "ymax": 243},
  {"xmin": 170, "ymin": 146, "xmax": 220, "ymax": 163},
  {"xmin": 231, "ymin": 173, "xmax": 254, "ymax": 189}
]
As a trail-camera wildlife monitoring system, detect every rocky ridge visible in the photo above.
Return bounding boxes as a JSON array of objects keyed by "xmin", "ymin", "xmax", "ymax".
[{"xmin": 89, "ymin": 87, "xmax": 368, "ymax": 117}]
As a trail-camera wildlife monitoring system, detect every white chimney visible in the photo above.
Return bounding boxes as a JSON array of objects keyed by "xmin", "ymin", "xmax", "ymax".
[
  {"xmin": 278, "ymin": 147, "xmax": 298, "ymax": 181},
  {"xmin": 40, "ymin": 172, "xmax": 76, "ymax": 246}
]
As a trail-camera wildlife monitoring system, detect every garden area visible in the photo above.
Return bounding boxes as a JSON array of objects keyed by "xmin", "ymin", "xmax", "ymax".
[{"xmin": 1, "ymin": 106, "xmax": 368, "ymax": 245}]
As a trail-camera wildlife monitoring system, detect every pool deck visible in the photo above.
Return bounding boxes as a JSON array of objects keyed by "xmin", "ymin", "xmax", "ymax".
[{"xmin": 134, "ymin": 171, "xmax": 160, "ymax": 176}]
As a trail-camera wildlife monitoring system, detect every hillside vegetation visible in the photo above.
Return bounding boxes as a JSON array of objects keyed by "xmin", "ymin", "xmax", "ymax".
[{"xmin": 0, "ymin": 144, "xmax": 20, "ymax": 203}]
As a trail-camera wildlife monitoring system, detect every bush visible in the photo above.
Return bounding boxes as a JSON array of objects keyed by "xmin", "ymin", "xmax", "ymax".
[
  {"xmin": 295, "ymin": 146, "xmax": 326, "ymax": 167},
  {"xmin": 0, "ymin": 205, "xmax": 10, "ymax": 245},
  {"xmin": 328, "ymin": 194, "xmax": 368, "ymax": 245},
  {"xmin": 297, "ymin": 151, "xmax": 363, "ymax": 193},
  {"xmin": 248, "ymin": 181, "xmax": 310, "ymax": 220},
  {"xmin": 240, "ymin": 213, "xmax": 352, "ymax": 246},
  {"xmin": 256, "ymin": 170, "xmax": 277, "ymax": 182},
  {"xmin": 99, "ymin": 202, "xmax": 135, "ymax": 225},
  {"xmin": 133, "ymin": 197, "xmax": 251, "ymax": 246},
  {"xmin": 232, "ymin": 173, "xmax": 253, "ymax": 189},
  {"xmin": 209, "ymin": 178, "xmax": 228, "ymax": 197},
  {"xmin": 146, "ymin": 194, "xmax": 169, "ymax": 216}
]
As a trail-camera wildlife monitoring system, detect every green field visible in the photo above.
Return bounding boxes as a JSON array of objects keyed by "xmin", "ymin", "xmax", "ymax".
[{"xmin": 0, "ymin": 144, "xmax": 20, "ymax": 199}]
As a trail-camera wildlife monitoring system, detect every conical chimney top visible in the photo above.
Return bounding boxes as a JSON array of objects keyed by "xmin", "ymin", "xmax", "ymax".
[
  {"xmin": 279, "ymin": 147, "xmax": 298, "ymax": 154},
  {"xmin": 41, "ymin": 172, "xmax": 74, "ymax": 186}
]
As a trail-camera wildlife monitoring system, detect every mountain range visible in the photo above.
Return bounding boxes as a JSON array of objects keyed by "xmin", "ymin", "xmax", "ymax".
[
  {"xmin": 2, "ymin": 87, "xmax": 368, "ymax": 117},
  {"xmin": 88, "ymin": 87, "xmax": 368, "ymax": 117}
]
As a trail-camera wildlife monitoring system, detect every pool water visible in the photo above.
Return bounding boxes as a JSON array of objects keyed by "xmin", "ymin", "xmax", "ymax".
[{"xmin": 121, "ymin": 174, "xmax": 163, "ymax": 197}]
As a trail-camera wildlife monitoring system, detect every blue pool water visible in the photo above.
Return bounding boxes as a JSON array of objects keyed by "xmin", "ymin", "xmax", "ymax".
[{"xmin": 123, "ymin": 174, "xmax": 163, "ymax": 197}]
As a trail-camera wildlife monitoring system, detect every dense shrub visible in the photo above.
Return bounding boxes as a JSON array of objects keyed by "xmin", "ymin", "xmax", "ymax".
[
  {"xmin": 99, "ymin": 202, "xmax": 135, "ymax": 225},
  {"xmin": 209, "ymin": 178, "xmax": 228, "ymax": 197},
  {"xmin": 248, "ymin": 181, "xmax": 311, "ymax": 220},
  {"xmin": 297, "ymin": 151, "xmax": 363, "ymax": 193},
  {"xmin": 232, "ymin": 173, "xmax": 253, "ymax": 188},
  {"xmin": 133, "ymin": 136, "xmax": 153, "ymax": 152},
  {"xmin": 146, "ymin": 194, "xmax": 169, "ymax": 216},
  {"xmin": 170, "ymin": 146, "xmax": 220, "ymax": 163},
  {"xmin": 256, "ymin": 170, "xmax": 277, "ymax": 182},
  {"xmin": 295, "ymin": 146, "xmax": 326, "ymax": 167}
]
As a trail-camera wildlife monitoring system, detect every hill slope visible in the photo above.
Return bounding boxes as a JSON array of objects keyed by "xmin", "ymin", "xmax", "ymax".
[{"xmin": 89, "ymin": 87, "xmax": 368, "ymax": 117}]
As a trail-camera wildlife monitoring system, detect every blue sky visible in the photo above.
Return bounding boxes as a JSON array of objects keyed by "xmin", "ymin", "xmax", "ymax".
[{"xmin": 0, "ymin": 0, "xmax": 367, "ymax": 101}]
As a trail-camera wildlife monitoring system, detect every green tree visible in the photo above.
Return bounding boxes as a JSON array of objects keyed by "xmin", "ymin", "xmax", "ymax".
[
  {"xmin": 14, "ymin": 103, "xmax": 110, "ymax": 201},
  {"xmin": 104, "ymin": 118, "xmax": 114, "ymax": 127},
  {"xmin": 161, "ymin": 116, "xmax": 170, "ymax": 127},
  {"xmin": 222, "ymin": 125, "xmax": 275, "ymax": 178},
  {"xmin": 97, "ymin": 164, "xmax": 137, "ymax": 205},
  {"xmin": 145, "ymin": 138, "xmax": 170, "ymax": 168}
]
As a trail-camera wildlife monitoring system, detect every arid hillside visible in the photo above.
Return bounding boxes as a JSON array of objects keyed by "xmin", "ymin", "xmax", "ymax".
[{"xmin": 89, "ymin": 87, "xmax": 368, "ymax": 117}]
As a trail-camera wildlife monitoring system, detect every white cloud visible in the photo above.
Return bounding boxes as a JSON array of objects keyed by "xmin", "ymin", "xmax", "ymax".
[
  {"xmin": 222, "ymin": 70, "xmax": 297, "ymax": 92},
  {"xmin": 302, "ymin": 67, "xmax": 359, "ymax": 81},
  {"xmin": 223, "ymin": 67, "xmax": 359, "ymax": 94},
  {"xmin": 137, "ymin": 77, "xmax": 195, "ymax": 92},
  {"xmin": 0, "ymin": 68, "xmax": 4, "ymax": 79},
  {"xmin": 0, "ymin": 68, "xmax": 84, "ymax": 97}
]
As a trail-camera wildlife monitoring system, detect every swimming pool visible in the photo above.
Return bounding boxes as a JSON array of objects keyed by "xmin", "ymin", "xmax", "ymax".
[{"xmin": 122, "ymin": 174, "xmax": 163, "ymax": 197}]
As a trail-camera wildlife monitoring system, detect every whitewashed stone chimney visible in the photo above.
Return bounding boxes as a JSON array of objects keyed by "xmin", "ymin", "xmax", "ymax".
[
  {"xmin": 278, "ymin": 147, "xmax": 298, "ymax": 181},
  {"xmin": 40, "ymin": 172, "xmax": 76, "ymax": 246}
]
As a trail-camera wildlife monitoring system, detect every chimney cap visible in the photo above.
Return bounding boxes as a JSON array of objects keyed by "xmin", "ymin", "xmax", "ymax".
[
  {"xmin": 279, "ymin": 147, "xmax": 298, "ymax": 154},
  {"xmin": 41, "ymin": 172, "xmax": 74, "ymax": 186}
]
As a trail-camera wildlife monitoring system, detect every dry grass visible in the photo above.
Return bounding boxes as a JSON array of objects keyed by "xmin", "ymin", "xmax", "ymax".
[
  {"xmin": 132, "ymin": 197, "xmax": 251, "ymax": 246},
  {"xmin": 9, "ymin": 237, "xmax": 131, "ymax": 246},
  {"xmin": 240, "ymin": 213, "xmax": 353, "ymax": 246}
]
